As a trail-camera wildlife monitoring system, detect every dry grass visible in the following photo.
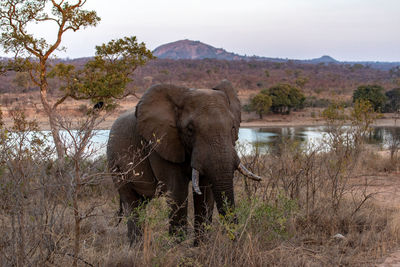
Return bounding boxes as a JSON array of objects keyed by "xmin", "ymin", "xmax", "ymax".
[
  {"xmin": 1, "ymin": 149, "xmax": 399, "ymax": 266},
  {"xmin": 1, "ymin": 111, "xmax": 400, "ymax": 266}
]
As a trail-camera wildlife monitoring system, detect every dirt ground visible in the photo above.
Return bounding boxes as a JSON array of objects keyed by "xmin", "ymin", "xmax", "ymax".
[{"xmin": 365, "ymin": 172, "xmax": 400, "ymax": 266}]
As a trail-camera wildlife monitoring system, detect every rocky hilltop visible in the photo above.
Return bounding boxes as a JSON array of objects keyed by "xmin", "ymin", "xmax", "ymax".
[{"xmin": 153, "ymin": 39, "xmax": 246, "ymax": 60}]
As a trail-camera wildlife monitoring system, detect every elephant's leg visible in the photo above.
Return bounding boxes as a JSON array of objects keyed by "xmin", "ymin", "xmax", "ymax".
[
  {"xmin": 193, "ymin": 178, "xmax": 214, "ymax": 246},
  {"xmin": 167, "ymin": 182, "xmax": 189, "ymax": 240},
  {"xmin": 148, "ymin": 153, "xmax": 189, "ymax": 240},
  {"xmin": 118, "ymin": 184, "xmax": 147, "ymax": 246}
]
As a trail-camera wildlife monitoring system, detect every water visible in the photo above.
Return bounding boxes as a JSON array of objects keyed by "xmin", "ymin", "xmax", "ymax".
[
  {"xmin": 12, "ymin": 126, "xmax": 399, "ymax": 157},
  {"xmin": 89, "ymin": 126, "xmax": 399, "ymax": 156},
  {"xmin": 237, "ymin": 126, "xmax": 326, "ymax": 154}
]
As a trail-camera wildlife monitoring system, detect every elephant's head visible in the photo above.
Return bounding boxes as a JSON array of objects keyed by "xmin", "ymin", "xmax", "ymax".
[{"xmin": 135, "ymin": 80, "xmax": 243, "ymax": 215}]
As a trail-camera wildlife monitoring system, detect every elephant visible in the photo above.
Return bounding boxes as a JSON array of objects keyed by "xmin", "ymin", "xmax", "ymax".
[{"xmin": 107, "ymin": 80, "xmax": 261, "ymax": 245}]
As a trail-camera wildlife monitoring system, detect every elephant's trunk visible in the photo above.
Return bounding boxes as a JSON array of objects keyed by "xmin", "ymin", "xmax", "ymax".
[
  {"xmin": 212, "ymin": 176, "xmax": 235, "ymax": 216},
  {"xmin": 191, "ymin": 140, "xmax": 237, "ymax": 217}
]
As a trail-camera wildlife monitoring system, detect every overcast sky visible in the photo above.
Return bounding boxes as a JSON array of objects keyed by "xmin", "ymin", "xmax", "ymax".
[{"xmin": 18, "ymin": 0, "xmax": 400, "ymax": 61}]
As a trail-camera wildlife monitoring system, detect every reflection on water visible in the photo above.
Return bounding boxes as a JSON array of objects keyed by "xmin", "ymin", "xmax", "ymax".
[
  {"xmin": 372, "ymin": 127, "xmax": 400, "ymax": 149},
  {"xmin": 237, "ymin": 126, "xmax": 400, "ymax": 155},
  {"xmin": 237, "ymin": 126, "xmax": 326, "ymax": 154}
]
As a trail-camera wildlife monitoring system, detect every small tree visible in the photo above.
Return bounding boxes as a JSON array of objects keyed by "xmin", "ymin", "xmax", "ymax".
[
  {"xmin": 0, "ymin": 1, "xmax": 153, "ymax": 158},
  {"xmin": 352, "ymin": 84, "xmax": 387, "ymax": 112},
  {"xmin": 268, "ymin": 85, "xmax": 291, "ymax": 114},
  {"xmin": 0, "ymin": 0, "xmax": 101, "ymax": 158},
  {"xmin": 351, "ymin": 99, "xmax": 381, "ymax": 147},
  {"xmin": 267, "ymin": 83, "xmax": 305, "ymax": 114},
  {"xmin": 250, "ymin": 93, "xmax": 272, "ymax": 119}
]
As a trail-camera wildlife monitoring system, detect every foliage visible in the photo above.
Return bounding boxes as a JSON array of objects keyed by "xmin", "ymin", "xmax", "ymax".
[
  {"xmin": 49, "ymin": 36, "xmax": 154, "ymax": 109},
  {"xmin": 0, "ymin": 1, "xmax": 100, "ymax": 57},
  {"xmin": 352, "ymin": 84, "xmax": 387, "ymax": 112},
  {"xmin": 322, "ymin": 100, "xmax": 380, "ymax": 147},
  {"xmin": 247, "ymin": 84, "xmax": 305, "ymax": 117},
  {"xmin": 384, "ymin": 88, "xmax": 400, "ymax": 113},
  {"xmin": 321, "ymin": 101, "xmax": 347, "ymax": 123},
  {"xmin": 0, "ymin": 0, "xmax": 100, "ymax": 158},
  {"xmin": 0, "ymin": 1, "xmax": 153, "ymax": 159},
  {"xmin": 320, "ymin": 101, "xmax": 380, "ymax": 211},
  {"xmin": 288, "ymin": 84, "xmax": 306, "ymax": 109},
  {"xmin": 351, "ymin": 99, "xmax": 382, "ymax": 145},
  {"xmin": 267, "ymin": 83, "xmax": 305, "ymax": 114},
  {"xmin": 134, "ymin": 197, "xmax": 170, "ymax": 230},
  {"xmin": 239, "ymin": 195, "xmax": 297, "ymax": 239},
  {"xmin": 249, "ymin": 92, "xmax": 272, "ymax": 119}
]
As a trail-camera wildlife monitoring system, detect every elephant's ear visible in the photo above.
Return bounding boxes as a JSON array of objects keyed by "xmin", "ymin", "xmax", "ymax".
[
  {"xmin": 213, "ymin": 80, "xmax": 241, "ymax": 140},
  {"xmin": 136, "ymin": 84, "xmax": 188, "ymax": 163}
]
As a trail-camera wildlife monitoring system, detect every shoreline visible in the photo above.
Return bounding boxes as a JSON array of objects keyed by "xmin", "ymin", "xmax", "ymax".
[
  {"xmin": 2, "ymin": 104, "xmax": 399, "ymax": 130},
  {"xmin": 3, "ymin": 117, "xmax": 398, "ymax": 131},
  {"xmin": 241, "ymin": 119, "xmax": 399, "ymax": 128}
]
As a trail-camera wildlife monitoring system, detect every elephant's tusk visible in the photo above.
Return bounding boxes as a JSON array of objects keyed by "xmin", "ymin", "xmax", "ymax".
[
  {"xmin": 192, "ymin": 169, "xmax": 202, "ymax": 195},
  {"xmin": 238, "ymin": 163, "xmax": 262, "ymax": 181}
]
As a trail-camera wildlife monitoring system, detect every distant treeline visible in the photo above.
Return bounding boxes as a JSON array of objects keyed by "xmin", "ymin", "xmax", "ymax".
[{"xmin": 0, "ymin": 58, "xmax": 399, "ymax": 98}]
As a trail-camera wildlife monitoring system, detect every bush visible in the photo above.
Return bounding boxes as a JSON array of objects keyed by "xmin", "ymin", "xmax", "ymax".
[
  {"xmin": 0, "ymin": 109, "xmax": 114, "ymax": 266},
  {"xmin": 353, "ymin": 84, "xmax": 387, "ymax": 112},
  {"xmin": 249, "ymin": 93, "xmax": 272, "ymax": 119},
  {"xmin": 267, "ymin": 83, "xmax": 305, "ymax": 114}
]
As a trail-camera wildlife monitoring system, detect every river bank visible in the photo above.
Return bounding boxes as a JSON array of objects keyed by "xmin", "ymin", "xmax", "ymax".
[{"xmin": 2, "ymin": 106, "xmax": 399, "ymax": 130}]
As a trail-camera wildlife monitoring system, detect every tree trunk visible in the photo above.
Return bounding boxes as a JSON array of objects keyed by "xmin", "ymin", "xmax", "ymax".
[
  {"xmin": 39, "ymin": 60, "xmax": 65, "ymax": 159},
  {"xmin": 48, "ymin": 111, "xmax": 65, "ymax": 159}
]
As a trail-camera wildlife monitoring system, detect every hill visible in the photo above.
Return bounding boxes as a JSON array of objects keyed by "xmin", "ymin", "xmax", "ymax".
[
  {"xmin": 153, "ymin": 39, "xmax": 246, "ymax": 60},
  {"xmin": 153, "ymin": 40, "xmax": 400, "ymax": 70}
]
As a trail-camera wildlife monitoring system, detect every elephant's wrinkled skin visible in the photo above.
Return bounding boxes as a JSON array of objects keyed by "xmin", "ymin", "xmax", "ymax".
[{"xmin": 107, "ymin": 81, "xmax": 256, "ymax": 244}]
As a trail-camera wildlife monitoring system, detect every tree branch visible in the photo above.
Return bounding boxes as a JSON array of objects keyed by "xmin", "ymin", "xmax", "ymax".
[
  {"xmin": 28, "ymin": 68, "xmax": 40, "ymax": 87},
  {"xmin": 52, "ymin": 93, "xmax": 70, "ymax": 110}
]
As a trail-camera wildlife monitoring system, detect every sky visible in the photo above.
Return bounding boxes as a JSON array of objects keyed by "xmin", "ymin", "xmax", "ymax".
[{"xmin": 10, "ymin": 0, "xmax": 400, "ymax": 61}]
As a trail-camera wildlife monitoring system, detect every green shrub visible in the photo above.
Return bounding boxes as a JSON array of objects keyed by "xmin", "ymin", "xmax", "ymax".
[
  {"xmin": 353, "ymin": 84, "xmax": 387, "ymax": 112},
  {"xmin": 267, "ymin": 83, "xmax": 305, "ymax": 114},
  {"xmin": 249, "ymin": 93, "xmax": 272, "ymax": 119}
]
